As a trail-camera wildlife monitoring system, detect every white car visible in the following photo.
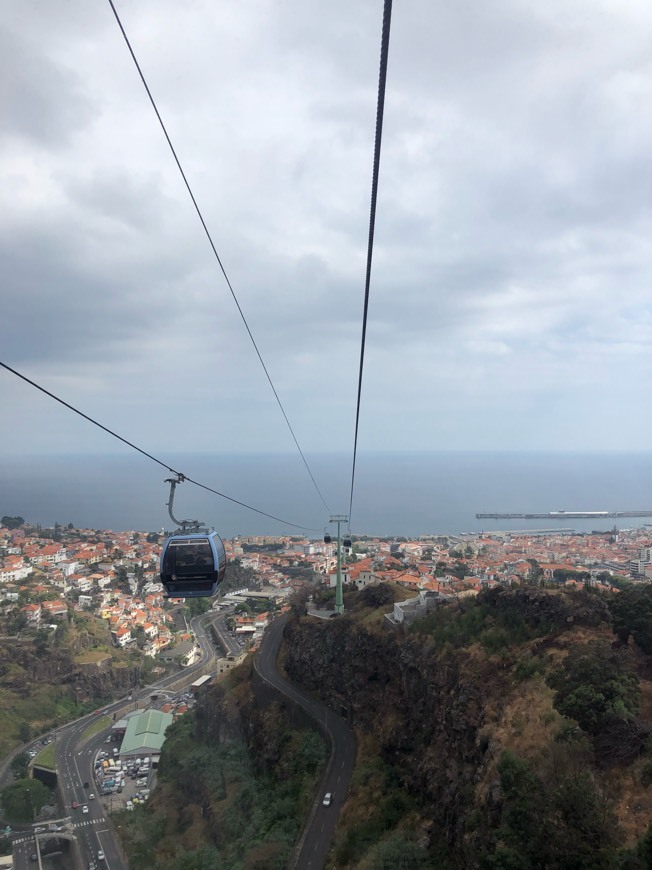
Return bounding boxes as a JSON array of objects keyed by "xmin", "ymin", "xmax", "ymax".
[
  {"xmin": 82, "ymin": 805, "xmax": 89, "ymax": 814},
  {"xmin": 89, "ymin": 793, "xmax": 95, "ymax": 800},
  {"xmin": 97, "ymin": 850, "xmax": 105, "ymax": 861},
  {"xmin": 322, "ymin": 793, "xmax": 332, "ymax": 807}
]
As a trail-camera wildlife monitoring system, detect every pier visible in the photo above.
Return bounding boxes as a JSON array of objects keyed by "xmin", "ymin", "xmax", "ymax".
[{"xmin": 476, "ymin": 510, "xmax": 652, "ymax": 520}]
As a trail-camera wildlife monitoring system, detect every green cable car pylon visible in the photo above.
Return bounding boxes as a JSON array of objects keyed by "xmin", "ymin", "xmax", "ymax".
[{"xmin": 324, "ymin": 515, "xmax": 352, "ymax": 614}]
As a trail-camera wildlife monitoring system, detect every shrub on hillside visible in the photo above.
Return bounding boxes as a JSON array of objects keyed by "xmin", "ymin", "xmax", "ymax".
[{"xmin": 547, "ymin": 640, "xmax": 639, "ymax": 738}]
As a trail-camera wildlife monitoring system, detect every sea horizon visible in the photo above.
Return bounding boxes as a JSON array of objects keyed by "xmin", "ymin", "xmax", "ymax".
[{"xmin": 2, "ymin": 450, "xmax": 652, "ymax": 539}]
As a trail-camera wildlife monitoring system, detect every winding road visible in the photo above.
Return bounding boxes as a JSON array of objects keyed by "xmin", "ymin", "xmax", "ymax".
[{"xmin": 256, "ymin": 615, "xmax": 356, "ymax": 870}]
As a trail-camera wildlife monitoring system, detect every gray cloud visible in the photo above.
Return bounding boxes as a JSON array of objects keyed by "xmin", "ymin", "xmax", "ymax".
[
  {"xmin": 0, "ymin": 22, "xmax": 95, "ymax": 148},
  {"xmin": 2, "ymin": 0, "xmax": 652, "ymax": 457}
]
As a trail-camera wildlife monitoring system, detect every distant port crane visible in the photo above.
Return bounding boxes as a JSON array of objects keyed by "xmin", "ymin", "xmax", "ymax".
[{"xmin": 476, "ymin": 510, "xmax": 652, "ymax": 520}]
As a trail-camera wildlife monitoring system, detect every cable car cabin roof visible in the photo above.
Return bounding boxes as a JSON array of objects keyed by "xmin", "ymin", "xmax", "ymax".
[{"xmin": 160, "ymin": 530, "xmax": 226, "ymax": 599}]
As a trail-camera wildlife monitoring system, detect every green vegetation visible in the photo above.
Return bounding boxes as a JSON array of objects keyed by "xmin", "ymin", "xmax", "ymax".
[
  {"xmin": 411, "ymin": 595, "xmax": 551, "ymax": 652},
  {"xmin": 184, "ymin": 598, "xmax": 211, "ymax": 617},
  {"xmin": 80, "ymin": 715, "xmax": 111, "ymax": 742},
  {"xmin": 0, "ymin": 777, "xmax": 51, "ymax": 823},
  {"xmin": 480, "ymin": 750, "xmax": 621, "ymax": 869},
  {"xmin": 609, "ymin": 583, "xmax": 652, "ymax": 652},
  {"xmin": 33, "ymin": 742, "xmax": 56, "ymax": 770},
  {"xmin": 117, "ymin": 701, "xmax": 327, "ymax": 869},
  {"xmin": 10, "ymin": 753, "xmax": 29, "ymax": 780},
  {"xmin": 547, "ymin": 640, "xmax": 640, "ymax": 737},
  {"xmin": 0, "ymin": 610, "xmax": 144, "ymax": 760},
  {"xmin": 335, "ymin": 785, "xmax": 415, "ymax": 865},
  {"xmin": 1, "ymin": 515, "xmax": 25, "ymax": 529}
]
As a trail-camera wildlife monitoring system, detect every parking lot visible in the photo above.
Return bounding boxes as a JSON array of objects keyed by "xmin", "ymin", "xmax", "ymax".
[{"xmin": 94, "ymin": 748, "xmax": 154, "ymax": 811}]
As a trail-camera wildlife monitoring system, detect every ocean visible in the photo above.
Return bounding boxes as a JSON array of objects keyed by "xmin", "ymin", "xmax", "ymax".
[{"xmin": 2, "ymin": 451, "xmax": 652, "ymax": 539}]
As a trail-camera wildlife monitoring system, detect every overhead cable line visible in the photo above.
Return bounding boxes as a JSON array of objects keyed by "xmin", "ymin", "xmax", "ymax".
[
  {"xmin": 0, "ymin": 361, "xmax": 319, "ymax": 532},
  {"xmin": 105, "ymin": 0, "xmax": 331, "ymax": 516},
  {"xmin": 348, "ymin": 0, "xmax": 393, "ymax": 526}
]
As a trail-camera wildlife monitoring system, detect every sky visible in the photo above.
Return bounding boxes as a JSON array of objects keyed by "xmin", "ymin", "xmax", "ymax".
[{"xmin": 2, "ymin": 0, "xmax": 652, "ymax": 470}]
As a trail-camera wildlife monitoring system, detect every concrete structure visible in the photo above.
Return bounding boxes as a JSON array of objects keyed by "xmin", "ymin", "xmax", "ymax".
[
  {"xmin": 384, "ymin": 589, "xmax": 451, "ymax": 629},
  {"xmin": 158, "ymin": 639, "xmax": 200, "ymax": 666}
]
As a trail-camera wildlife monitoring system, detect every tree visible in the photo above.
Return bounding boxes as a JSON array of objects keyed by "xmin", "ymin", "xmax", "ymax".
[
  {"xmin": 18, "ymin": 723, "xmax": 31, "ymax": 743},
  {"xmin": 0, "ymin": 778, "xmax": 50, "ymax": 823},
  {"xmin": 526, "ymin": 559, "xmax": 544, "ymax": 586},
  {"xmin": 10, "ymin": 753, "xmax": 29, "ymax": 780},
  {"xmin": 547, "ymin": 641, "xmax": 640, "ymax": 736},
  {"xmin": 1, "ymin": 516, "xmax": 24, "ymax": 529},
  {"xmin": 609, "ymin": 584, "xmax": 652, "ymax": 652},
  {"xmin": 7, "ymin": 611, "xmax": 27, "ymax": 634},
  {"xmin": 450, "ymin": 561, "xmax": 468, "ymax": 581},
  {"xmin": 34, "ymin": 629, "xmax": 49, "ymax": 655},
  {"xmin": 185, "ymin": 598, "xmax": 210, "ymax": 617}
]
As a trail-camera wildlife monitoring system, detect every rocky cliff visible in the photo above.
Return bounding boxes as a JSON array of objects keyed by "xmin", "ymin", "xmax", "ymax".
[{"xmin": 281, "ymin": 585, "xmax": 652, "ymax": 867}]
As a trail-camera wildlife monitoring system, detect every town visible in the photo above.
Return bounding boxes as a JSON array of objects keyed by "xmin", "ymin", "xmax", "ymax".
[{"xmin": 1, "ymin": 518, "xmax": 652, "ymax": 655}]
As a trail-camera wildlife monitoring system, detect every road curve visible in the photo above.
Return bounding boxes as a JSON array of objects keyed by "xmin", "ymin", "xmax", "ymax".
[{"xmin": 255, "ymin": 615, "xmax": 356, "ymax": 870}]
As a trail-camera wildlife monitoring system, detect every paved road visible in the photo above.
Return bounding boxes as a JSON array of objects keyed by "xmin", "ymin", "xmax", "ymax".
[
  {"xmin": 3, "ymin": 609, "xmax": 223, "ymax": 869},
  {"xmin": 255, "ymin": 616, "xmax": 356, "ymax": 870}
]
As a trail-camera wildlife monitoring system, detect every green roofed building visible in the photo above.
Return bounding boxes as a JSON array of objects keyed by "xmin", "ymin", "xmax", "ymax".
[{"xmin": 119, "ymin": 709, "xmax": 174, "ymax": 763}]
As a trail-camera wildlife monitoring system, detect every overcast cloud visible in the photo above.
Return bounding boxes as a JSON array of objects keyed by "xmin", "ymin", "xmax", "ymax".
[{"xmin": 2, "ymin": 0, "xmax": 652, "ymax": 472}]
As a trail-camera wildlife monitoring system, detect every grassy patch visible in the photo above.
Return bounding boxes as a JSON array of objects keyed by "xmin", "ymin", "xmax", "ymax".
[
  {"xmin": 74, "ymin": 651, "xmax": 112, "ymax": 665},
  {"xmin": 33, "ymin": 741, "xmax": 56, "ymax": 770},
  {"xmin": 80, "ymin": 715, "xmax": 111, "ymax": 742}
]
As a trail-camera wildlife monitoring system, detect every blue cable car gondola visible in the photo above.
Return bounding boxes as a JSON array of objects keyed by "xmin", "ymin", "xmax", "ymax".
[
  {"xmin": 160, "ymin": 530, "xmax": 226, "ymax": 598},
  {"xmin": 159, "ymin": 475, "xmax": 227, "ymax": 598}
]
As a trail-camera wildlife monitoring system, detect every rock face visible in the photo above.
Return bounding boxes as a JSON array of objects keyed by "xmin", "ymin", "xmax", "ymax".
[
  {"xmin": 281, "ymin": 587, "xmax": 613, "ymax": 856},
  {"xmin": 284, "ymin": 615, "xmax": 491, "ymax": 847},
  {"xmin": 0, "ymin": 640, "xmax": 140, "ymax": 703}
]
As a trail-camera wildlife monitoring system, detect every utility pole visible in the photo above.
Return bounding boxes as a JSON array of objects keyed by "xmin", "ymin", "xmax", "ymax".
[{"xmin": 328, "ymin": 515, "xmax": 349, "ymax": 614}]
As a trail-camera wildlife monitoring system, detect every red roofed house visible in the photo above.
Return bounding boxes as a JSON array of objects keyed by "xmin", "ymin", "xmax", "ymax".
[
  {"xmin": 42, "ymin": 600, "xmax": 68, "ymax": 619},
  {"xmin": 21, "ymin": 603, "xmax": 42, "ymax": 623},
  {"xmin": 113, "ymin": 626, "xmax": 132, "ymax": 647}
]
